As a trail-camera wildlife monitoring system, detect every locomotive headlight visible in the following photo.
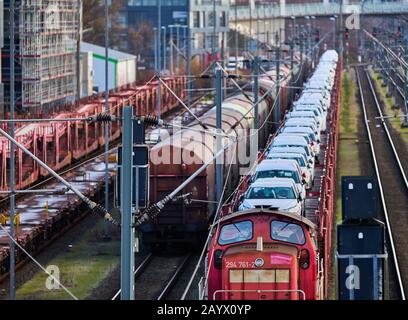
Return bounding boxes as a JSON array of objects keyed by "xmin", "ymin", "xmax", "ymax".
[
  {"xmin": 299, "ymin": 249, "xmax": 310, "ymax": 269},
  {"xmin": 214, "ymin": 249, "xmax": 223, "ymax": 270},
  {"xmin": 254, "ymin": 258, "xmax": 264, "ymax": 268}
]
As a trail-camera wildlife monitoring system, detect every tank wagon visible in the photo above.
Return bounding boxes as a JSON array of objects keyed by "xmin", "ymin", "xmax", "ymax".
[{"xmin": 143, "ymin": 53, "xmax": 308, "ymax": 246}]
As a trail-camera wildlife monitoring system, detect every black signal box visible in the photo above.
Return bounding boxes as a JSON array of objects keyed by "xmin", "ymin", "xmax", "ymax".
[{"xmin": 342, "ymin": 176, "xmax": 378, "ymax": 220}]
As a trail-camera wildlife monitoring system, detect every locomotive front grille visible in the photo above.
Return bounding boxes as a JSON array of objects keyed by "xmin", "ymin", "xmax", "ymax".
[{"xmin": 229, "ymin": 269, "xmax": 290, "ymax": 283}]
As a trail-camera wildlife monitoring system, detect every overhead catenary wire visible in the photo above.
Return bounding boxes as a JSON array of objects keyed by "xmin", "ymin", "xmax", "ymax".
[
  {"xmin": 365, "ymin": 30, "xmax": 408, "ymax": 70},
  {"xmin": 0, "ymin": 127, "xmax": 118, "ymax": 226},
  {"xmin": 215, "ymin": 62, "xmax": 255, "ymax": 103},
  {"xmin": 143, "ymin": 43, "xmax": 307, "ymax": 217},
  {"xmin": 138, "ymin": 54, "xmax": 302, "ymax": 226},
  {"xmin": 228, "ymin": 57, "xmax": 305, "ymax": 132},
  {"xmin": 135, "ymin": 136, "xmax": 237, "ymax": 226},
  {"xmin": 157, "ymin": 75, "xmax": 209, "ymax": 130},
  {"xmin": 181, "ymin": 90, "xmax": 283, "ymax": 300},
  {"xmin": 181, "ymin": 142, "xmax": 238, "ymax": 300}
]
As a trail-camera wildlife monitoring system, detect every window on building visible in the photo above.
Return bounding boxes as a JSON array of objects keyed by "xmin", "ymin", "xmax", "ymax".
[
  {"xmin": 208, "ymin": 11, "xmax": 215, "ymax": 27},
  {"xmin": 128, "ymin": 0, "xmax": 187, "ymax": 5},
  {"xmin": 117, "ymin": 12, "xmax": 127, "ymax": 28},
  {"xmin": 202, "ymin": 0, "xmax": 221, "ymax": 4},
  {"xmin": 193, "ymin": 11, "xmax": 200, "ymax": 28},
  {"xmin": 194, "ymin": 32, "xmax": 204, "ymax": 50},
  {"xmin": 128, "ymin": 0, "xmax": 143, "ymax": 6},
  {"xmin": 206, "ymin": 35, "xmax": 213, "ymax": 49},
  {"xmin": 219, "ymin": 11, "xmax": 226, "ymax": 27}
]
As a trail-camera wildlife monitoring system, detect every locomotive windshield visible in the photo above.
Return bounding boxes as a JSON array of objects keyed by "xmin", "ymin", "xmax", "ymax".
[
  {"xmin": 254, "ymin": 170, "xmax": 300, "ymax": 183},
  {"xmin": 218, "ymin": 220, "xmax": 253, "ymax": 245},
  {"xmin": 271, "ymin": 220, "xmax": 305, "ymax": 245},
  {"xmin": 247, "ymin": 187, "xmax": 296, "ymax": 199}
]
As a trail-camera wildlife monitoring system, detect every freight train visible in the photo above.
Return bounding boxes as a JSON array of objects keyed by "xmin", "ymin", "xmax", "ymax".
[
  {"xmin": 142, "ymin": 52, "xmax": 309, "ymax": 246},
  {"xmin": 203, "ymin": 50, "xmax": 341, "ymax": 300},
  {"xmin": 0, "ymin": 77, "xmax": 186, "ymax": 194},
  {"xmin": 0, "ymin": 76, "xmax": 186, "ymax": 275}
]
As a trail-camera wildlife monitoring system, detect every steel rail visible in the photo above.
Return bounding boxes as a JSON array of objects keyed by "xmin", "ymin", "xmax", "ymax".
[
  {"xmin": 156, "ymin": 254, "xmax": 192, "ymax": 300},
  {"xmin": 111, "ymin": 253, "xmax": 154, "ymax": 300},
  {"xmin": 365, "ymin": 69, "xmax": 408, "ymax": 190},
  {"xmin": 355, "ymin": 67, "xmax": 406, "ymax": 300}
]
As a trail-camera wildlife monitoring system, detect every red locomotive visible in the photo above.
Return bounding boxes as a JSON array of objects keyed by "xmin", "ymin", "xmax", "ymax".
[{"xmin": 206, "ymin": 208, "xmax": 319, "ymax": 300}]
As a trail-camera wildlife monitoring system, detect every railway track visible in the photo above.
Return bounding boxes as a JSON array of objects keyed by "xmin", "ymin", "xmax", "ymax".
[
  {"xmin": 0, "ymin": 93, "xmax": 212, "ymax": 283},
  {"xmin": 111, "ymin": 253, "xmax": 192, "ymax": 300},
  {"xmin": 356, "ymin": 66, "xmax": 407, "ymax": 300},
  {"xmin": 111, "ymin": 253, "xmax": 154, "ymax": 300}
]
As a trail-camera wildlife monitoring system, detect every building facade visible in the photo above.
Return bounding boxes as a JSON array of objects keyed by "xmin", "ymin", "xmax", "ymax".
[
  {"xmin": 125, "ymin": 0, "xmax": 229, "ymax": 63},
  {"xmin": 1, "ymin": 0, "xmax": 80, "ymax": 114}
]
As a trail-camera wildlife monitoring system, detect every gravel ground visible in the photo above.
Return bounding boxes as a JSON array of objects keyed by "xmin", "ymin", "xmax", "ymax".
[
  {"xmin": 86, "ymin": 249, "xmax": 203, "ymax": 300},
  {"xmin": 167, "ymin": 253, "xmax": 203, "ymax": 300}
]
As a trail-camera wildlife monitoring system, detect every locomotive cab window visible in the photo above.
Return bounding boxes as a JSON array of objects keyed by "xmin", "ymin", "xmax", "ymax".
[
  {"xmin": 271, "ymin": 220, "xmax": 305, "ymax": 245},
  {"xmin": 218, "ymin": 220, "xmax": 253, "ymax": 245}
]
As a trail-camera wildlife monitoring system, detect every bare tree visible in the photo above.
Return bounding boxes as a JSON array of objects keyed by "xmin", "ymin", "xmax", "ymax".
[
  {"xmin": 127, "ymin": 22, "xmax": 154, "ymax": 57},
  {"xmin": 82, "ymin": 0, "xmax": 126, "ymax": 48}
]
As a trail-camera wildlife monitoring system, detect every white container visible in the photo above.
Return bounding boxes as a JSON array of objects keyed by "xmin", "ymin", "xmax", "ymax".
[{"xmin": 81, "ymin": 42, "xmax": 137, "ymax": 92}]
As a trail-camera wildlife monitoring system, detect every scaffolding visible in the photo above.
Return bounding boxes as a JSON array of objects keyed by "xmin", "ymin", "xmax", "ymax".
[{"xmin": 3, "ymin": 0, "xmax": 79, "ymax": 112}]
